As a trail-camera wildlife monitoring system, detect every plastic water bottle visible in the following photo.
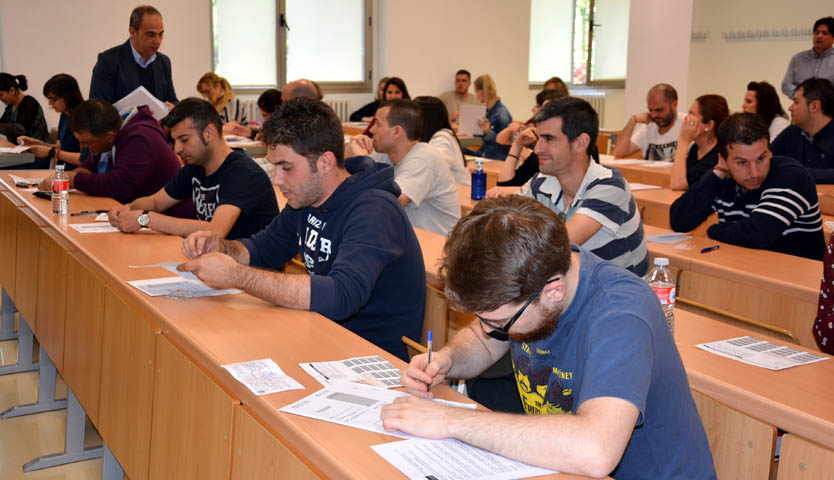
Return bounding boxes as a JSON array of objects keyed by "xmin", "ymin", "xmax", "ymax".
[
  {"xmin": 645, "ymin": 257, "xmax": 675, "ymax": 334},
  {"xmin": 51, "ymin": 164, "xmax": 69, "ymax": 215},
  {"xmin": 471, "ymin": 159, "xmax": 486, "ymax": 200}
]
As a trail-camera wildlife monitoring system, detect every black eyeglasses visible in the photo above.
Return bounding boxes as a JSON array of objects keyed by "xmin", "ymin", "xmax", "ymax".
[{"xmin": 475, "ymin": 278, "xmax": 559, "ymax": 342}]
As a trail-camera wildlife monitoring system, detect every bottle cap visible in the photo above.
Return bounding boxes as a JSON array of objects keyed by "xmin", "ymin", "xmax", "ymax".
[
  {"xmin": 56, "ymin": 164, "xmax": 65, "ymax": 172},
  {"xmin": 653, "ymin": 257, "xmax": 670, "ymax": 266}
]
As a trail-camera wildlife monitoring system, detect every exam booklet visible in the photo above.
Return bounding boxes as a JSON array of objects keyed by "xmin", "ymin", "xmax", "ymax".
[
  {"xmin": 299, "ymin": 355, "xmax": 403, "ymax": 389},
  {"xmin": 696, "ymin": 336, "xmax": 829, "ymax": 371}
]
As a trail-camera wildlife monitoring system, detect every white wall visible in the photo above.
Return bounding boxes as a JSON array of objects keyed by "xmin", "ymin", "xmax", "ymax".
[
  {"xmin": 625, "ymin": 0, "xmax": 693, "ymax": 120},
  {"xmin": 0, "ymin": 0, "xmax": 211, "ymax": 130},
  {"xmin": 688, "ymin": 0, "xmax": 832, "ymax": 113}
]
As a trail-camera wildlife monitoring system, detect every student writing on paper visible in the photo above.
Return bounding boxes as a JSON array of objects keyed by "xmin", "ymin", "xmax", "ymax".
[
  {"xmin": 109, "ymin": 98, "xmax": 278, "ymax": 239},
  {"xmin": 381, "ymin": 195, "xmax": 715, "ymax": 479},
  {"xmin": 0, "ymin": 73, "xmax": 48, "ymax": 149},
  {"xmin": 179, "ymin": 98, "xmax": 425, "ymax": 361}
]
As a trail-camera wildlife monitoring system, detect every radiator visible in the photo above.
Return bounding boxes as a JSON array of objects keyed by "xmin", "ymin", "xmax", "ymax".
[
  {"xmin": 575, "ymin": 92, "xmax": 606, "ymax": 121},
  {"xmin": 324, "ymin": 99, "xmax": 351, "ymax": 122},
  {"xmin": 238, "ymin": 96, "xmax": 261, "ymax": 122}
]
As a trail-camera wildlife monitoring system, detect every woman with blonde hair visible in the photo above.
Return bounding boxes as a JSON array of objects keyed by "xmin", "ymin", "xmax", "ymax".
[
  {"xmin": 472, "ymin": 74, "xmax": 512, "ymax": 160},
  {"xmin": 196, "ymin": 72, "xmax": 248, "ymax": 135}
]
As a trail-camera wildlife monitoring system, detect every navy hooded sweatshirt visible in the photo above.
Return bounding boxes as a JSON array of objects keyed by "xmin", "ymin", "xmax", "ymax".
[{"xmin": 240, "ymin": 155, "xmax": 426, "ymax": 360}]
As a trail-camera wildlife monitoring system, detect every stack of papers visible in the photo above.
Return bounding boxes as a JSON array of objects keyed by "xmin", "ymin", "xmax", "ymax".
[
  {"xmin": 0, "ymin": 145, "xmax": 31, "ymax": 154},
  {"xmin": 69, "ymin": 223, "xmax": 120, "ymax": 234},
  {"xmin": 113, "ymin": 86, "xmax": 169, "ymax": 120}
]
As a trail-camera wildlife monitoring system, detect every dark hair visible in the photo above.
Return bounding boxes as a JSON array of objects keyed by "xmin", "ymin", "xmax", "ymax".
[
  {"xmin": 383, "ymin": 77, "xmax": 410, "ymax": 100},
  {"xmin": 379, "ymin": 99, "xmax": 422, "ymax": 141},
  {"xmin": 533, "ymin": 96, "xmax": 598, "ymax": 155},
  {"xmin": 440, "ymin": 195, "xmax": 571, "ymax": 313},
  {"xmin": 543, "ymin": 76, "xmax": 570, "ymax": 96},
  {"xmin": 257, "ymin": 89, "xmax": 282, "ymax": 116},
  {"xmin": 455, "ymin": 69, "xmax": 471, "ymax": 80},
  {"xmin": 717, "ymin": 113, "xmax": 769, "ymax": 158},
  {"xmin": 165, "ymin": 97, "xmax": 223, "ymax": 141},
  {"xmin": 262, "ymin": 98, "xmax": 345, "ymax": 169},
  {"xmin": 797, "ymin": 78, "xmax": 834, "ymax": 117},
  {"xmin": 695, "ymin": 94, "xmax": 729, "ymax": 134},
  {"xmin": 0, "ymin": 73, "xmax": 28, "ymax": 92},
  {"xmin": 130, "ymin": 5, "xmax": 162, "ymax": 30},
  {"xmin": 69, "ymin": 99, "xmax": 123, "ymax": 136},
  {"xmin": 813, "ymin": 16, "xmax": 834, "ymax": 33},
  {"xmin": 43, "ymin": 74, "xmax": 84, "ymax": 112},
  {"xmin": 414, "ymin": 96, "xmax": 465, "ymax": 165},
  {"xmin": 649, "ymin": 83, "xmax": 678, "ymax": 102},
  {"xmin": 536, "ymin": 88, "xmax": 566, "ymax": 107},
  {"xmin": 746, "ymin": 81, "xmax": 786, "ymax": 125}
]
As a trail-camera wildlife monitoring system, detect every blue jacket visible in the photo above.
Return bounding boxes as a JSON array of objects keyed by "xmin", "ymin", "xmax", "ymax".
[
  {"xmin": 240, "ymin": 156, "xmax": 426, "ymax": 360},
  {"xmin": 89, "ymin": 39, "xmax": 178, "ymax": 104},
  {"xmin": 475, "ymin": 98, "xmax": 513, "ymax": 160}
]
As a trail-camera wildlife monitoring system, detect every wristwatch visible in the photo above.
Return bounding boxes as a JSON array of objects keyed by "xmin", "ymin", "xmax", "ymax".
[{"xmin": 137, "ymin": 210, "xmax": 151, "ymax": 228}]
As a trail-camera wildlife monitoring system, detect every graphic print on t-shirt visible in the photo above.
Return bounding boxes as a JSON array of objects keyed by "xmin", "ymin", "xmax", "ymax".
[
  {"xmin": 301, "ymin": 213, "xmax": 332, "ymax": 272},
  {"xmin": 192, "ymin": 177, "xmax": 219, "ymax": 221},
  {"xmin": 645, "ymin": 140, "xmax": 678, "ymax": 161},
  {"xmin": 512, "ymin": 343, "xmax": 575, "ymax": 415}
]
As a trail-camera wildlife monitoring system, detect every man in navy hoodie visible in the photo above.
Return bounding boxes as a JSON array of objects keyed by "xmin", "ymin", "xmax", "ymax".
[{"xmin": 179, "ymin": 98, "xmax": 426, "ymax": 361}]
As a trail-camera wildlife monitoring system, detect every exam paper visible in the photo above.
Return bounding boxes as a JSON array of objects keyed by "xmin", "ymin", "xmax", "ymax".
[
  {"xmin": 222, "ymin": 358, "xmax": 304, "ymax": 395},
  {"xmin": 68, "ymin": 223, "xmax": 120, "ymax": 234},
  {"xmin": 114, "ymin": 86, "xmax": 169, "ymax": 120},
  {"xmin": 458, "ymin": 104, "xmax": 487, "ymax": 136},
  {"xmin": 130, "ymin": 261, "xmax": 199, "ymax": 281},
  {"xmin": 647, "ymin": 233, "xmax": 692, "ymax": 244},
  {"xmin": 0, "ymin": 145, "xmax": 31, "ymax": 154},
  {"xmin": 224, "ymin": 135, "xmax": 263, "ymax": 148},
  {"xmin": 696, "ymin": 336, "xmax": 830, "ymax": 371},
  {"xmin": 628, "ymin": 183, "xmax": 662, "ymax": 191},
  {"xmin": 300, "ymin": 355, "xmax": 403, "ymax": 388},
  {"xmin": 372, "ymin": 438, "xmax": 556, "ymax": 480},
  {"xmin": 642, "ymin": 161, "xmax": 673, "ymax": 168},
  {"xmin": 279, "ymin": 382, "xmax": 475, "ymax": 439},
  {"xmin": 94, "ymin": 212, "xmax": 109, "ymax": 222},
  {"xmin": 127, "ymin": 276, "xmax": 243, "ymax": 299},
  {"xmin": 9, "ymin": 174, "xmax": 41, "ymax": 185},
  {"xmin": 604, "ymin": 158, "xmax": 650, "ymax": 165}
]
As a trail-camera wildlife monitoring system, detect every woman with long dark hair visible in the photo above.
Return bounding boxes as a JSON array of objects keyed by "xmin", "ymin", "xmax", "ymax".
[
  {"xmin": 414, "ymin": 96, "xmax": 470, "ymax": 185},
  {"xmin": 670, "ymin": 94, "xmax": 729, "ymax": 190},
  {"xmin": 743, "ymin": 81, "xmax": 789, "ymax": 139}
]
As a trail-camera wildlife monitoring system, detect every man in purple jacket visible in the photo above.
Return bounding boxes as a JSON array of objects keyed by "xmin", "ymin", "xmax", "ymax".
[{"xmin": 39, "ymin": 99, "xmax": 186, "ymax": 212}]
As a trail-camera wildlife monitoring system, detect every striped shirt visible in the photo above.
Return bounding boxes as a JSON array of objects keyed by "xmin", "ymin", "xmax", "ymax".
[
  {"xmin": 219, "ymin": 95, "xmax": 247, "ymax": 125},
  {"xmin": 670, "ymin": 156, "xmax": 825, "ymax": 260},
  {"xmin": 520, "ymin": 161, "xmax": 650, "ymax": 276}
]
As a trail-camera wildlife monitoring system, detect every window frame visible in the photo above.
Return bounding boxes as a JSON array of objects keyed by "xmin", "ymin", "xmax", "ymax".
[{"xmin": 210, "ymin": 0, "xmax": 374, "ymax": 95}]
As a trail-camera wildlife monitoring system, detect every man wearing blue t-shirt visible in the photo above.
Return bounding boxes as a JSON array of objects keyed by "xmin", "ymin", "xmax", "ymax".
[{"xmin": 382, "ymin": 195, "xmax": 715, "ymax": 479}]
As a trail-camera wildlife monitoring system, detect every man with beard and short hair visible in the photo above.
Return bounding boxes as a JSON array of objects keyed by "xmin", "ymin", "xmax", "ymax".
[
  {"xmin": 612, "ymin": 83, "xmax": 684, "ymax": 161},
  {"xmin": 438, "ymin": 69, "xmax": 479, "ymax": 122},
  {"xmin": 380, "ymin": 195, "xmax": 715, "ymax": 479},
  {"xmin": 108, "ymin": 98, "xmax": 278, "ymax": 239}
]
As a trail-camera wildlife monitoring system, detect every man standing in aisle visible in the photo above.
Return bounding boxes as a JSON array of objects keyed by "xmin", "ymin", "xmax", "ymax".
[
  {"xmin": 612, "ymin": 83, "xmax": 683, "ymax": 161},
  {"xmin": 90, "ymin": 5, "xmax": 178, "ymax": 106},
  {"xmin": 438, "ymin": 70, "xmax": 479, "ymax": 122},
  {"xmin": 782, "ymin": 16, "xmax": 834, "ymax": 98}
]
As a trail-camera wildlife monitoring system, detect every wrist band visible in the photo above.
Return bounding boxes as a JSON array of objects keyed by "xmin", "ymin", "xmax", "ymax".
[
  {"xmin": 508, "ymin": 153, "xmax": 519, "ymax": 160},
  {"xmin": 222, "ymin": 240, "xmax": 228, "ymax": 255}
]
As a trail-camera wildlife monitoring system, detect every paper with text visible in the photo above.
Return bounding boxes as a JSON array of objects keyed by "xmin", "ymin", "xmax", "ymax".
[
  {"xmin": 222, "ymin": 358, "xmax": 303, "ymax": 395},
  {"xmin": 300, "ymin": 355, "xmax": 403, "ymax": 389},
  {"xmin": 458, "ymin": 104, "xmax": 487, "ymax": 136},
  {"xmin": 130, "ymin": 261, "xmax": 199, "ymax": 281},
  {"xmin": 127, "ymin": 276, "xmax": 242, "ymax": 299},
  {"xmin": 696, "ymin": 336, "xmax": 829, "ymax": 370},
  {"xmin": 68, "ymin": 223, "xmax": 120, "ymax": 234}
]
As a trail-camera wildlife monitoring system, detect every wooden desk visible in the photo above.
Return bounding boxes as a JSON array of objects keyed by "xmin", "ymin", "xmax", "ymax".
[
  {"xmin": 599, "ymin": 156, "xmax": 672, "ymax": 187},
  {"xmin": 342, "ymin": 122, "xmax": 368, "ymax": 136}
]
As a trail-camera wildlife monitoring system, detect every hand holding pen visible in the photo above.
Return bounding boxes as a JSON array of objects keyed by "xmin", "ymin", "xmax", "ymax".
[{"xmin": 399, "ymin": 332, "xmax": 452, "ymax": 399}]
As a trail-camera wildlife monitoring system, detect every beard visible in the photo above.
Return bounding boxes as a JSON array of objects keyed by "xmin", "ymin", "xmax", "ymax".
[{"xmin": 508, "ymin": 302, "xmax": 562, "ymax": 343}]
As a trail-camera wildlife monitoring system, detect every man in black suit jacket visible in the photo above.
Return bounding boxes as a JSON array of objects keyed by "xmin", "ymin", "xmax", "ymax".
[{"xmin": 89, "ymin": 5, "xmax": 177, "ymax": 106}]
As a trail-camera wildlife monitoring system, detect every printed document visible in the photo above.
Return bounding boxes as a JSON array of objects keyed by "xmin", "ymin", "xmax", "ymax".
[
  {"xmin": 300, "ymin": 355, "xmax": 402, "ymax": 388},
  {"xmin": 222, "ymin": 358, "xmax": 303, "ymax": 395},
  {"xmin": 458, "ymin": 104, "xmax": 487, "ymax": 136},
  {"xmin": 127, "ymin": 276, "xmax": 242, "ymax": 299},
  {"xmin": 114, "ymin": 86, "xmax": 169, "ymax": 120},
  {"xmin": 696, "ymin": 336, "xmax": 830, "ymax": 370},
  {"xmin": 68, "ymin": 223, "xmax": 120, "ymax": 234}
]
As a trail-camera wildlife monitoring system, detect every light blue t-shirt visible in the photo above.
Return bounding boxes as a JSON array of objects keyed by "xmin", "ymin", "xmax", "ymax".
[{"xmin": 509, "ymin": 246, "xmax": 715, "ymax": 479}]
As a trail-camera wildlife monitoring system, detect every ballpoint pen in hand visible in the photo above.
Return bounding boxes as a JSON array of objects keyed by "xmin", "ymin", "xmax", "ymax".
[{"xmin": 426, "ymin": 330, "xmax": 433, "ymax": 393}]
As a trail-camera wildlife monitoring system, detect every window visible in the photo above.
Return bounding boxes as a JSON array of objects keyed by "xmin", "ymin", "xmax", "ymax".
[
  {"xmin": 212, "ymin": 0, "xmax": 373, "ymax": 93},
  {"xmin": 528, "ymin": 0, "xmax": 629, "ymax": 88}
]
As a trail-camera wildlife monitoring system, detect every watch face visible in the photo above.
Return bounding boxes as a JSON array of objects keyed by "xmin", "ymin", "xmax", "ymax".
[{"xmin": 138, "ymin": 213, "xmax": 150, "ymax": 227}]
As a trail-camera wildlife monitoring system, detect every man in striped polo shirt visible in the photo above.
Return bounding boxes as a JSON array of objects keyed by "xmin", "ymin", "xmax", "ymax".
[
  {"xmin": 670, "ymin": 113, "xmax": 825, "ymax": 260},
  {"xmin": 519, "ymin": 97, "xmax": 650, "ymax": 276}
]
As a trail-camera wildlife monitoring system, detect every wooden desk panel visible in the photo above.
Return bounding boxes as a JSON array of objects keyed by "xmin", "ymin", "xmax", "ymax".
[
  {"xmin": 35, "ymin": 227, "xmax": 72, "ymax": 372},
  {"xmin": 13, "ymin": 208, "xmax": 43, "ymax": 331},
  {"xmin": 0, "ymin": 192, "xmax": 18, "ymax": 298},
  {"xmin": 149, "ymin": 335, "xmax": 237, "ymax": 480},
  {"xmin": 98, "ymin": 289, "xmax": 160, "ymax": 480},
  {"xmin": 62, "ymin": 252, "xmax": 105, "ymax": 423},
  {"xmin": 600, "ymin": 158, "xmax": 672, "ymax": 187},
  {"xmin": 676, "ymin": 310, "xmax": 834, "ymax": 450}
]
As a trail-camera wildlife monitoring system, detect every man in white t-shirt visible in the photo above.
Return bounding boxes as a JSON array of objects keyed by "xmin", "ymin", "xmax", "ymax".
[
  {"xmin": 613, "ymin": 83, "xmax": 684, "ymax": 161},
  {"xmin": 347, "ymin": 99, "xmax": 462, "ymax": 235},
  {"xmin": 438, "ymin": 69, "xmax": 480, "ymax": 122}
]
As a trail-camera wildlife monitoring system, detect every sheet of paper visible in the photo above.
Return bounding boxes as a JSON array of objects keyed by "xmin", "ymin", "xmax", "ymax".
[
  {"xmin": 300, "ymin": 355, "xmax": 403, "ymax": 389},
  {"xmin": 0, "ymin": 145, "xmax": 31, "ymax": 154},
  {"xmin": 647, "ymin": 233, "xmax": 692, "ymax": 244},
  {"xmin": 643, "ymin": 161, "xmax": 673, "ymax": 168},
  {"xmin": 114, "ymin": 85, "xmax": 169, "ymax": 120},
  {"xmin": 458, "ymin": 104, "xmax": 487, "ymax": 136},
  {"xmin": 279, "ymin": 382, "xmax": 475, "ymax": 439},
  {"xmin": 629, "ymin": 182, "xmax": 662, "ymax": 191},
  {"xmin": 372, "ymin": 438, "xmax": 556, "ymax": 480},
  {"xmin": 9, "ymin": 174, "xmax": 41, "ymax": 186},
  {"xmin": 222, "ymin": 358, "xmax": 304, "ymax": 395},
  {"xmin": 826, "ymin": 221, "xmax": 834, "ymax": 230},
  {"xmin": 129, "ymin": 261, "xmax": 199, "ymax": 281},
  {"xmin": 127, "ymin": 276, "xmax": 243, "ymax": 299},
  {"xmin": 94, "ymin": 212, "xmax": 109, "ymax": 222},
  {"xmin": 696, "ymin": 336, "xmax": 830, "ymax": 371},
  {"xmin": 68, "ymin": 223, "xmax": 120, "ymax": 234},
  {"xmin": 224, "ymin": 135, "xmax": 263, "ymax": 148},
  {"xmin": 604, "ymin": 158, "xmax": 650, "ymax": 165}
]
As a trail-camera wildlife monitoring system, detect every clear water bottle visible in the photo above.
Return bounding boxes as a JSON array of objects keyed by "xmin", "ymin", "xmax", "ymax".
[
  {"xmin": 51, "ymin": 164, "xmax": 69, "ymax": 215},
  {"xmin": 471, "ymin": 159, "xmax": 486, "ymax": 200},
  {"xmin": 645, "ymin": 257, "xmax": 675, "ymax": 334}
]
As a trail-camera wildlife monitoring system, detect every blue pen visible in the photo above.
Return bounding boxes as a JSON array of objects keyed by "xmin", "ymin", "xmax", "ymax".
[
  {"xmin": 700, "ymin": 245, "xmax": 720, "ymax": 254},
  {"xmin": 426, "ymin": 330, "xmax": 433, "ymax": 393}
]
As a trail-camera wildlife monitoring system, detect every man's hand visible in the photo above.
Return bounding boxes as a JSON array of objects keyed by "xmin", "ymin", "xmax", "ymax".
[
  {"xmin": 108, "ymin": 205, "xmax": 142, "ymax": 233},
  {"xmin": 713, "ymin": 156, "xmax": 730, "ymax": 180},
  {"xmin": 380, "ymin": 396, "xmax": 454, "ymax": 439},
  {"xmin": 632, "ymin": 112, "xmax": 650, "ymax": 124},
  {"xmin": 400, "ymin": 351, "xmax": 452, "ymax": 399},
  {"xmin": 485, "ymin": 186, "xmax": 520, "ymax": 198},
  {"xmin": 346, "ymin": 134, "xmax": 374, "ymax": 156},
  {"xmin": 164, "ymin": 101, "xmax": 175, "ymax": 111},
  {"xmin": 177, "ymin": 252, "xmax": 241, "ymax": 289},
  {"xmin": 182, "ymin": 230, "xmax": 223, "ymax": 258},
  {"xmin": 477, "ymin": 117, "xmax": 491, "ymax": 134},
  {"xmin": 514, "ymin": 126, "xmax": 538, "ymax": 148},
  {"xmin": 17, "ymin": 135, "xmax": 47, "ymax": 147}
]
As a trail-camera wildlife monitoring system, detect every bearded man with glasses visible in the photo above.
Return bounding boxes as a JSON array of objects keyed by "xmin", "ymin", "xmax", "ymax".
[{"xmin": 380, "ymin": 195, "xmax": 715, "ymax": 479}]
